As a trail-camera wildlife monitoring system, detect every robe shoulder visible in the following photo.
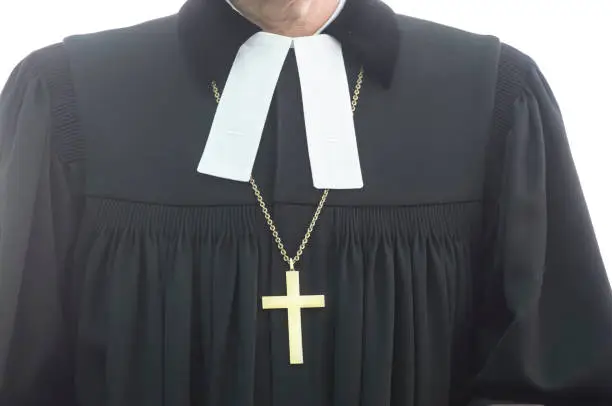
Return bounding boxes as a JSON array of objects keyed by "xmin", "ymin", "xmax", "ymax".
[
  {"xmin": 58, "ymin": 14, "xmax": 502, "ymax": 206},
  {"xmin": 6, "ymin": 18, "xmax": 555, "ymax": 209},
  {"xmin": 396, "ymin": 13, "xmax": 502, "ymax": 53},
  {"xmin": 0, "ymin": 43, "xmax": 83, "ymax": 404},
  {"xmin": 474, "ymin": 43, "xmax": 612, "ymax": 405},
  {"xmin": 1, "ymin": 16, "xmax": 557, "ymax": 210},
  {"xmin": 0, "ymin": 43, "xmax": 84, "ymax": 164}
]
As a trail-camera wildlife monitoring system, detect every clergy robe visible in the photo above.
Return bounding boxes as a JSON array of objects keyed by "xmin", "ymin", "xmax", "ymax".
[{"xmin": 1, "ymin": 0, "xmax": 611, "ymax": 405}]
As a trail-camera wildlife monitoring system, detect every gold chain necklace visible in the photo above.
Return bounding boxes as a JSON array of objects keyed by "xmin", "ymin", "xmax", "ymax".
[{"xmin": 210, "ymin": 67, "xmax": 365, "ymax": 365}]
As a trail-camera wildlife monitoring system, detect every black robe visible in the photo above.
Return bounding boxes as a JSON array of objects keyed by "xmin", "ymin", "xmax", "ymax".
[{"xmin": 1, "ymin": 2, "xmax": 611, "ymax": 406}]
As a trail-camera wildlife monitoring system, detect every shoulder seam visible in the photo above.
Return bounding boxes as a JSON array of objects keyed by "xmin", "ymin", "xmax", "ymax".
[{"xmin": 25, "ymin": 43, "xmax": 85, "ymax": 165}]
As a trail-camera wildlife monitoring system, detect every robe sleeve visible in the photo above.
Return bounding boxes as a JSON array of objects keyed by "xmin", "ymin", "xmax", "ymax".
[
  {"xmin": 0, "ymin": 53, "xmax": 80, "ymax": 405},
  {"xmin": 470, "ymin": 59, "xmax": 612, "ymax": 405}
]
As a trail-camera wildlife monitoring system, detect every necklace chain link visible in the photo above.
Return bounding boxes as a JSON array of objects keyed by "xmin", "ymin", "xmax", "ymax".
[{"xmin": 211, "ymin": 67, "xmax": 365, "ymax": 268}]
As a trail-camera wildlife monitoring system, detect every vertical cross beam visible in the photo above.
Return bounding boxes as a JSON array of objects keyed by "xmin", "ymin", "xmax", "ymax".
[{"xmin": 261, "ymin": 270, "xmax": 325, "ymax": 364}]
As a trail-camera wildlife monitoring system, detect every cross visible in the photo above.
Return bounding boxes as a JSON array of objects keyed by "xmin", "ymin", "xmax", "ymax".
[{"xmin": 261, "ymin": 262, "xmax": 325, "ymax": 365}]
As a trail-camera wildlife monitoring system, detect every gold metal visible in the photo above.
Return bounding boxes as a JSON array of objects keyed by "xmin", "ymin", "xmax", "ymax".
[
  {"xmin": 261, "ymin": 270, "xmax": 326, "ymax": 364},
  {"xmin": 211, "ymin": 67, "xmax": 364, "ymax": 269},
  {"xmin": 211, "ymin": 67, "xmax": 364, "ymax": 364}
]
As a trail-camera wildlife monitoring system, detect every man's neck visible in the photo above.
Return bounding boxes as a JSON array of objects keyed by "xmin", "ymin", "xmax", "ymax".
[{"xmin": 231, "ymin": 0, "xmax": 339, "ymax": 37}]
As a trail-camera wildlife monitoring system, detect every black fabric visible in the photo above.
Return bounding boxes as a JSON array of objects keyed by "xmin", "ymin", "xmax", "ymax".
[
  {"xmin": 0, "ymin": 44, "xmax": 83, "ymax": 405},
  {"xmin": 472, "ymin": 45, "xmax": 612, "ymax": 406},
  {"xmin": 1, "ymin": 7, "xmax": 611, "ymax": 406}
]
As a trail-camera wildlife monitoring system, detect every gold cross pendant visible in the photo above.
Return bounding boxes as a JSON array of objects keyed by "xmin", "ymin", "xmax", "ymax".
[{"xmin": 261, "ymin": 261, "xmax": 325, "ymax": 365}]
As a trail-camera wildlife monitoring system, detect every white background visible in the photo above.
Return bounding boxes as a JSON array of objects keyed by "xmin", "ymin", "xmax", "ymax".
[{"xmin": 0, "ymin": 1, "xmax": 610, "ymax": 276}]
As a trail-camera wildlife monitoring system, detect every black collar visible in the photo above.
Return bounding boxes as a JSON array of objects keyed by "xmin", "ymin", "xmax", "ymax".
[{"xmin": 177, "ymin": 0, "xmax": 400, "ymax": 89}]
